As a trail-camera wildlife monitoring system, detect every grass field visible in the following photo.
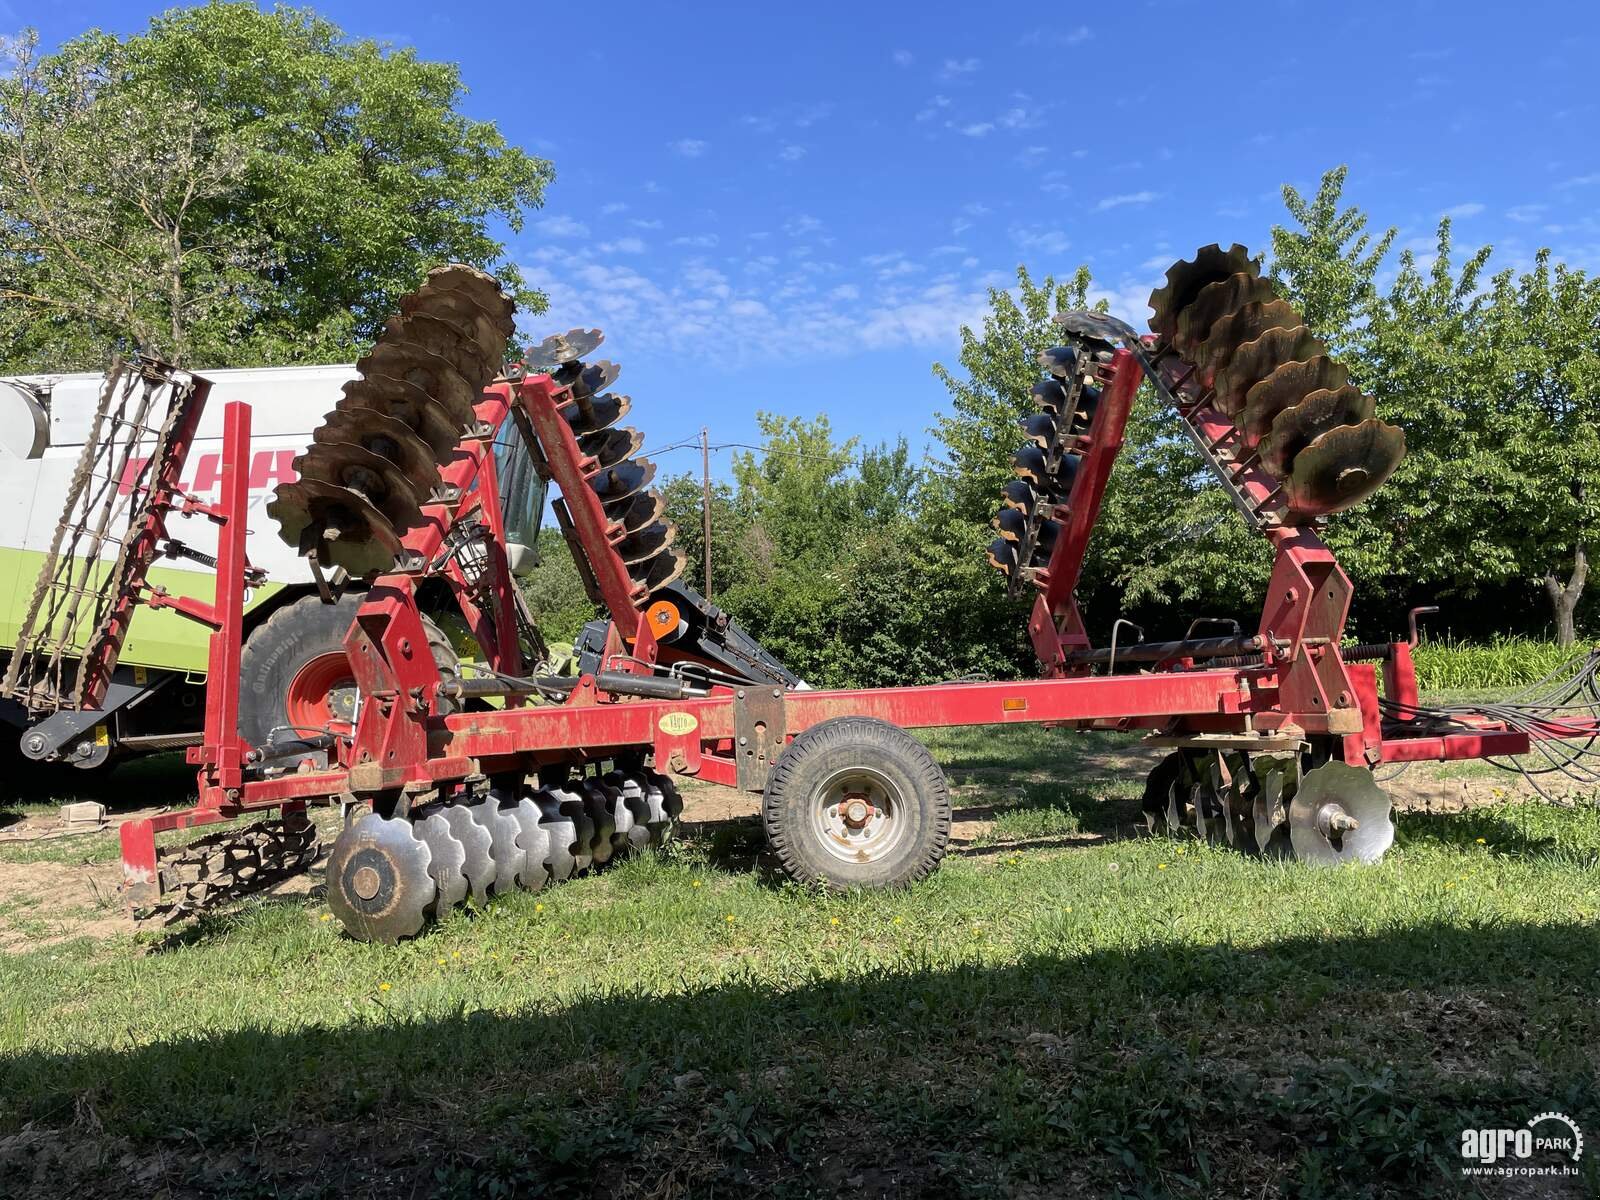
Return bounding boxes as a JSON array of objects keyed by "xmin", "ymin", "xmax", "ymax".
[{"xmin": 1, "ymin": 724, "xmax": 1598, "ymax": 1198}]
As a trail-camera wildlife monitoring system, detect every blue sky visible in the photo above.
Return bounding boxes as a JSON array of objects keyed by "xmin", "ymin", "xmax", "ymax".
[{"xmin": 19, "ymin": 0, "xmax": 1600, "ymax": 482}]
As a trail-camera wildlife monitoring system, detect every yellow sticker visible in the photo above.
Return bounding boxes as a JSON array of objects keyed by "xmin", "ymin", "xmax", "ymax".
[
  {"xmin": 133, "ymin": 665, "xmax": 147, "ymax": 685},
  {"xmin": 93, "ymin": 724, "xmax": 110, "ymax": 747},
  {"xmin": 658, "ymin": 712, "xmax": 698, "ymax": 736}
]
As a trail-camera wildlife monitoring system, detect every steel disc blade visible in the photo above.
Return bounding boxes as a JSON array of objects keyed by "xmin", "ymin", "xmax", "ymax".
[
  {"xmin": 1037, "ymin": 346, "xmax": 1078, "ymax": 378},
  {"xmin": 617, "ymin": 521, "xmax": 676, "ymax": 564},
  {"xmin": 378, "ymin": 311, "xmax": 499, "ymax": 391},
  {"xmin": 558, "ymin": 789, "xmax": 595, "ymax": 873},
  {"xmin": 604, "ymin": 490, "xmax": 667, "ymax": 534},
  {"xmin": 1001, "ymin": 479, "xmax": 1038, "ymax": 511},
  {"xmin": 1052, "ymin": 453, "xmax": 1081, "ymax": 494},
  {"xmin": 1053, "ymin": 309, "xmax": 1138, "ymax": 345},
  {"xmin": 267, "ymin": 478, "xmax": 404, "ymax": 577},
  {"xmin": 1240, "ymin": 356, "xmax": 1351, "ymax": 443},
  {"xmin": 591, "ymin": 457, "xmax": 657, "ymax": 504},
  {"xmin": 554, "ymin": 359, "xmax": 621, "ymax": 400},
  {"xmin": 509, "ymin": 796, "xmax": 551, "ymax": 891},
  {"xmin": 1282, "ymin": 419, "xmax": 1405, "ymax": 518},
  {"xmin": 339, "ymin": 380, "xmax": 466, "ymax": 461},
  {"xmin": 311, "ymin": 408, "xmax": 442, "ymax": 496},
  {"xmin": 581, "ymin": 778, "xmax": 619, "ymax": 866},
  {"xmin": 413, "ymin": 809, "xmax": 469, "ymax": 911},
  {"xmin": 560, "ymin": 392, "xmax": 631, "ymax": 436},
  {"xmin": 993, "ymin": 507, "xmax": 1028, "ymax": 542},
  {"xmin": 1141, "ymin": 754, "xmax": 1184, "ymax": 835},
  {"xmin": 1250, "ymin": 754, "xmax": 1297, "ymax": 855},
  {"xmin": 986, "ymin": 537, "xmax": 1018, "ymax": 577},
  {"xmin": 400, "ymin": 265, "xmax": 516, "ymax": 361},
  {"xmin": 1019, "ymin": 412, "xmax": 1058, "ymax": 448},
  {"xmin": 441, "ymin": 805, "xmax": 496, "ymax": 904},
  {"xmin": 534, "ymin": 789, "xmax": 580, "ymax": 882},
  {"xmin": 1032, "ymin": 379, "xmax": 1069, "ymax": 412},
  {"xmin": 642, "ymin": 772, "xmax": 678, "ymax": 845},
  {"xmin": 633, "ymin": 545, "xmax": 687, "ymax": 595},
  {"xmin": 1148, "ymin": 244, "xmax": 1260, "ymax": 340},
  {"xmin": 527, "ymin": 327, "xmax": 605, "ymax": 373},
  {"xmin": 1191, "ymin": 299, "xmax": 1303, "ymax": 376},
  {"xmin": 358, "ymin": 342, "xmax": 482, "ymax": 424},
  {"xmin": 293, "ymin": 442, "xmax": 426, "ymax": 530},
  {"xmin": 326, "ymin": 813, "xmax": 436, "ymax": 943},
  {"xmin": 1258, "ymin": 386, "xmax": 1376, "ymax": 477},
  {"xmin": 579, "ymin": 426, "xmax": 646, "ymax": 469},
  {"xmin": 1011, "ymin": 444, "xmax": 1048, "ymax": 486},
  {"xmin": 1287, "ymin": 762, "xmax": 1395, "ymax": 866},
  {"xmin": 469, "ymin": 800, "xmax": 524, "ymax": 897},
  {"xmin": 1211, "ymin": 325, "xmax": 1325, "ymax": 417},
  {"xmin": 1174, "ymin": 273, "xmax": 1279, "ymax": 356},
  {"xmin": 602, "ymin": 771, "xmax": 652, "ymax": 856}
]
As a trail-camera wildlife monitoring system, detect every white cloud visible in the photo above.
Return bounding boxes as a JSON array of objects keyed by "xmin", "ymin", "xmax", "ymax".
[
  {"xmin": 1013, "ymin": 226, "xmax": 1071, "ymax": 255},
  {"xmin": 892, "ymin": 49, "xmax": 913, "ymax": 66},
  {"xmin": 784, "ymin": 214, "xmax": 823, "ymax": 237},
  {"xmin": 955, "ymin": 122, "xmax": 994, "ymax": 137},
  {"xmin": 1560, "ymin": 172, "xmax": 1600, "ymax": 188},
  {"xmin": 630, "ymin": 218, "xmax": 664, "ymax": 230},
  {"xmin": 939, "ymin": 57, "xmax": 981, "ymax": 80},
  {"xmin": 598, "ymin": 237, "xmax": 647, "ymax": 254},
  {"xmin": 778, "ymin": 143, "xmax": 806, "ymax": 161},
  {"xmin": 1443, "ymin": 202, "xmax": 1484, "ymax": 219},
  {"xmin": 1020, "ymin": 25, "xmax": 1091, "ymax": 47},
  {"xmin": 535, "ymin": 214, "xmax": 589, "ymax": 238},
  {"xmin": 668, "ymin": 138, "xmax": 709, "ymax": 157},
  {"xmin": 600, "ymin": 202, "xmax": 628, "ymax": 216},
  {"xmin": 915, "ymin": 95, "xmax": 952, "ymax": 122},
  {"xmin": 829, "ymin": 283, "xmax": 860, "ymax": 301},
  {"xmin": 1506, "ymin": 204, "xmax": 1547, "ymax": 222},
  {"xmin": 672, "ymin": 233, "xmax": 720, "ymax": 248},
  {"xmin": 1096, "ymin": 191, "xmax": 1159, "ymax": 211}
]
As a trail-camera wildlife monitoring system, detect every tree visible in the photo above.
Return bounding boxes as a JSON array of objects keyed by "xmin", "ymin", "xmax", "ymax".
[{"xmin": 0, "ymin": 5, "xmax": 552, "ymax": 370}]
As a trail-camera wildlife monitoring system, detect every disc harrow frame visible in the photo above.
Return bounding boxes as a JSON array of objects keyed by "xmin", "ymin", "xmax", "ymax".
[{"xmin": 92, "ymin": 258, "xmax": 1600, "ymax": 939}]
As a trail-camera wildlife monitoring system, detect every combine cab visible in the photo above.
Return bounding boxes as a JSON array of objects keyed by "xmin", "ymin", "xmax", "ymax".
[{"xmin": 11, "ymin": 249, "xmax": 1597, "ymax": 942}]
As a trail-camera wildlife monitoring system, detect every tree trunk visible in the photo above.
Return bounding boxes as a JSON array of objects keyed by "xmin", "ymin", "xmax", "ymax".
[{"xmin": 1544, "ymin": 544, "xmax": 1587, "ymax": 646}]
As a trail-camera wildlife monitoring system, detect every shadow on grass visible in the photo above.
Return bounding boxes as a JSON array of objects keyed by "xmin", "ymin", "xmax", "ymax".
[
  {"xmin": 0, "ymin": 750, "xmax": 194, "ymax": 820},
  {"xmin": 3, "ymin": 921, "xmax": 1596, "ymax": 1199}
]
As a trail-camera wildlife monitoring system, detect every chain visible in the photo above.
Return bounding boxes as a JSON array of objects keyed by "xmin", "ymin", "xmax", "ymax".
[{"xmin": 138, "ymin": 818, "xmax": 319, "ymax": 925}]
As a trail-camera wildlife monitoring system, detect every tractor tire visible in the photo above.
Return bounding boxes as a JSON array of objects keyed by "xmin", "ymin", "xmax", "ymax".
[
  {"xmin": 238, "ymin": 593, "xmax": 459, "ymax": 751},
  {"xmin": 762, "ymin": 716, "xmax": 950, "ymax": 890}
]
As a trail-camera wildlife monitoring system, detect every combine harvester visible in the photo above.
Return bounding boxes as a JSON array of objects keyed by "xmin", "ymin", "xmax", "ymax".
[{"xmin": 2, "ymin": 248, "xmax": 1594, "ymax": 942}]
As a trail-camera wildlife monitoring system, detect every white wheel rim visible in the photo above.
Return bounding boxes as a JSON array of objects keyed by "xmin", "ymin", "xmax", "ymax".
[{"xmin": 812, "ymin": 766, "xmax": 908, "ymax": 865}]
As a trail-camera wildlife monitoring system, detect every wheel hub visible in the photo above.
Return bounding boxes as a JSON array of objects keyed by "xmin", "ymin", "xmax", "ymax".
[
  {"xmin": 326, "ymin": 814, "xmax": 437, "ymax": 943},
  {"xmin": 814, "ymin": 769, "xmax": 907, "ymax": 864},
  {"xmin": 352, "ymin": 864, "xmax": 382, "ymax": 901}
]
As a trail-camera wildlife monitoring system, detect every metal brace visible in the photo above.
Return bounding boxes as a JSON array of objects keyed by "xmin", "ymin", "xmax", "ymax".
[{"xmin": 733, "ymin": 685, "xmax": 787, "ymax": 792}]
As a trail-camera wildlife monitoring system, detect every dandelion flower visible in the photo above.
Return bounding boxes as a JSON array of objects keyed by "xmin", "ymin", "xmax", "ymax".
[
  {"xmin": 829, "ymin": 917, "xmax": 840, "ymax": 926},
  {"xmin": 320, "ymin": 913, "xmax": 332, "ymax": 922},
  {"xmin": 451, "ymin": 951, "xmax": 461, "ymax": 959},
  {"xmin": 1475, "ymin": 837, "xmax": 1486, "ymax": 845},
  {"xmin": 893, "ymin": 916, "xmax": 903, "ymax": 924},
  {"xmin": 535, "ymin": 903, "xmax": 544, "ymax": 913},
  {"xmin": 692, "ymin": 880, "xmax": 703, "ymax": 888},
  {"xmin": 379, "ymin": 982, "xmax": 392, "ymax": 992},
  {"xmin": 1175, "ymin": 847, "xmax": 1186, "ymax": 856},
  {"xmin": 725, "ymin": 914, "xmax": 735, "ymax": 923},
  {"xmin": 1445, "ymin": 882, "xmax": 1454, "ymax": 890},
  {"xmin": 437, "ymin": 958, "xmax": 446, "ymax": 966},
  {"xmin": 1158, "ymin": 863, "xmax": 1168, "ymax": 870}
]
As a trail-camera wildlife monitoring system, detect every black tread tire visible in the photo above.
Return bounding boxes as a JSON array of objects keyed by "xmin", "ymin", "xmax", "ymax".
[
  {"xmin": 238, "ymin": 593, "xmax": 459, "ymax": 749},
  {"xmin": 762, "ymin": 716, "xmax": 950, "ymax": 890}
]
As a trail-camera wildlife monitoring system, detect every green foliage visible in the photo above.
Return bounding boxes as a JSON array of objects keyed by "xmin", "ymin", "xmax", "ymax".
[
  {"xmin": 0, "ymin": 6, "xmax": 551, "ymax": 369},
  {"xmin": 519, "ymin": 527, "xmax": 596, "ymax": 648},
  {"xmin": 1408, "ymin": 636, "xmax": 1586, "ymax": 692}
]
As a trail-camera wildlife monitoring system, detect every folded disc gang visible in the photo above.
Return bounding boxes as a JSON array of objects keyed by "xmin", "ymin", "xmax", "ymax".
[
  {"xmin": 1240, "ymin": 356, "xmax": 1351, "ymax": 443},
  {"xmin": 1174, "ymin": 272, "xmax": 1279, "ymax": 356},
  {"xmin": 311, "ymin": 408, "xmax": 442, "ymax": 497},
  {"xmin": 527, "ymin": 328, "xmax": 605, "ymax": 373},
  {"xmin": 267, "ymin": 477, "xmax": 406, "ymax": 577},
  {"xmin": 1210, "ymin": 325, "xmax": 1326, "ymax": 416},
  {"xmin": 338, "ymin": 378, "xmax": 464, "ymax": 462},
  {"xmin": 1192, "ymin": 299, "xmax": 1303, "ymax": 377},
  {"xmin": 1148, "ymin": 244, "xmax": 1259, "ymax": 340},
  {"xmin": 1281, "ymin": 419, "xmax": 1406, "ymax": 519},
  {"xmin": 1258, "ymin": 386, "xmax": 1375, "ymax": 478}
]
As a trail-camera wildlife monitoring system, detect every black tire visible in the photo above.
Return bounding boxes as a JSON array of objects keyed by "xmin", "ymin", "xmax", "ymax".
[
  {"xmin": 238, "ymin": 593, "xmax": 459, "ymax": 751},
  {"xmin": 762, "ymin": 716, "xmax": 950, "ymax": 890}
]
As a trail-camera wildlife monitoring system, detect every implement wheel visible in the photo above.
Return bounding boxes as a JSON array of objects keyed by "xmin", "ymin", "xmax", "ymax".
[{"xmin": 762, "ymin": 716, "xmax": 950, "ymax": 890}]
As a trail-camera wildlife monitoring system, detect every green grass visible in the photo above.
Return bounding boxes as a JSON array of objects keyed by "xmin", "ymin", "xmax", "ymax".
[
  {"xmin": 1409, "ymin": 635, "xmax": 1588, "ymax": 691},
  {"xmin": 2, "ymin": 726, "xmax": 1597, "ymax": 1198}
]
